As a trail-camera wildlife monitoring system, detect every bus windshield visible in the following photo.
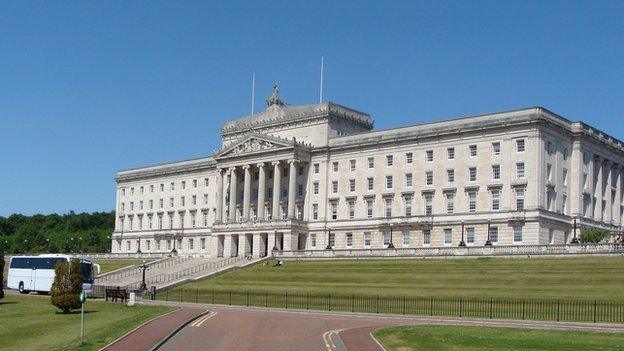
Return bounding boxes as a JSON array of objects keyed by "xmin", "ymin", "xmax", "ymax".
[{"xmin": 81, "ymin": 262, "xmax": 94, "ymax": 284}]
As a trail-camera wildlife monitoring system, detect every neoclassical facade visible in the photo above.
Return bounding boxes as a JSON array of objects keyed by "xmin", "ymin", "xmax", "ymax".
[{"xmin": 112, "ymin": 86, "xmax": 624, "ymax": 257}]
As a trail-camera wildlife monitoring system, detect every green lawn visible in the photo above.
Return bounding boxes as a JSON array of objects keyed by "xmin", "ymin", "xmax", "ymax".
[
  {"xmin": 94, "ymin": 259, "xmax": 152, "ymax": 274},
  {"xmin": 0, "ymin": 294, "xmax": 173, "ymax": 351},
  {"xmin": 373, "ymin": 325, "xmax": 624, "ymax": 351},
  {"xmin": 167, "ymin": 256, "xmax": 624, "ymax": 300}
]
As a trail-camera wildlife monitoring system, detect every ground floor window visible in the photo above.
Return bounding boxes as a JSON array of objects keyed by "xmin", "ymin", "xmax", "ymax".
[
  {"xmin": 423, "ymin": 230, "xmax": 431, "ymax": 245},
  {"xmin": 329, "ymin": 233, "xmax": 335, "ymax": 248},
  {"xmin": 201, "ymin": 238, "xmax": 206, "ymax": 250},
  {"xmin": 444, "ymin": 229, "xmax": 452, "ymax": 245},
  {"xmin": 513, "ymin": 226, "xmax": 523, "ymax": 243},
  {"xmin": 346, "ymin": 233, "xmax": 353, "ymax": 247},
  {"xmin": 466, "ymin": 227, "xmax": 475, "ymax": 244},
  {"xmin": 383, "ymin": 232, "xmax": 391, "ymax": 246},
  {"xmin": 402, "ymin": 231, "xmax": 410, "ymax": 246},
  {"xmin": 549, "ymin": 229, "xmax": 554, "ymax": 244},
  {"xmin": 146, "ymin": 240, "xmax": 151, "ymax": 251},
  {"xmin": 489, "ymin": 227, "xmax": 498, "ymax": 243},
  {"xmin": 364, "ymin": 232, "xmax": 371, "ymax": 247},
  {"xmin": 189, "ymin": 238, "xmax": 194, "ymax": 251},
  {"xmin": 311, "ymin": 233, "xmax": 317, "ymax": 247}
]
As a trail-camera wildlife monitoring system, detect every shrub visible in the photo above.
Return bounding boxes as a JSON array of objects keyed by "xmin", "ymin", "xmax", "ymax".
[
  {"xmin": 50, "ymin": 259, "xmax": 83, "ymax": 313},
  {"xmin": 0, "ymin": 255, "xmax": 4, "ymax": 300},
  {"xmin": 580, "ymin": 228, "xmax": 605, "ymax": 244}
]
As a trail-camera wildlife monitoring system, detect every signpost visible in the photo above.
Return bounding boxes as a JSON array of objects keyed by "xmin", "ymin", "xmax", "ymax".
[{"xmin": 79, "ymin": 291, "xmax": 86, "ymax": 344}]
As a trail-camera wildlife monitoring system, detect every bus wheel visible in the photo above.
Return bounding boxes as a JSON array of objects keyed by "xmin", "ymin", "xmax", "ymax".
[{"xmin": 18, "ymin": 282, "xmax": 29, "ymax": 294}]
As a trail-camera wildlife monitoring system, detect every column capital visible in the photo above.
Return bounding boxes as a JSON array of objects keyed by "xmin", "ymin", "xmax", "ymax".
[
  {"xmin": 228, "ymin": 166, "xmax": 237, "ymax": 173},
  {"xmin": 256, "ymin": 162, "xmax": 266, "ymax": 169},
  {"xmin": 288, "ymin": 159, "xmax": 299, "ymax": 165},
  {"xmin": 243, "ymin": 164, "xmax": 251, "ymax": 170},
  {"xmin": 272, "ymin": 160, "xmax": 282, "ymax": 166}
]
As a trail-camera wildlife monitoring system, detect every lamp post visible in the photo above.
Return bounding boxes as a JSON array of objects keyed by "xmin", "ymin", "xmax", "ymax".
[
  {"xmin": 3, "ymin": 240, "xmax": 8, "ymax": 254},
  {"xmin": 137, "ymin": 237, "xmax": 142, "ymax": 254},
  {"xmin": 272, "ymin": 229, "xmax": 279, "ymax": 252},
  {"xmin": 325, "ymin": 226, "xmax": 333, "ymax": 250},
  {"xmin": 459, "ymin": 220, "xmax": 466, "ymax": 247},
  {"xmin": 571, "ymin": 217, "xmax": 580, "ymax": 244},
  {"xmin": 387, "ymin": 223, "xmax": 395, "ymax": 249},
  {"xmin": 485, "ymin": 219, "xmax": 493, "ymax": 246},
  {"xmin": 106, "ymin": 236, "xmax": 111, "ymax": 253},
  {"xmin": 138, "ymin": 260, "xmax": 149, "ymax": 290},
  {"xmin": 23, "ymin": 239, "xmax": 28, "ymax": 254}
]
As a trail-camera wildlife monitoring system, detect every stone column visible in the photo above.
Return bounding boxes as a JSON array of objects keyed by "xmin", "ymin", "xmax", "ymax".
[
  {"xmin": 215, "ymin": 169, "xmax": 224, "ymax": 223},
  {"xmin": 606, "ymin": 162, "xmax": 613, "ymax": 224},
  {"xmin": 228, "ymin": 167, "xmax": 238, "ymax": 223},
  {"xmin": 238, "ymin": 234, "xmax": 249, "ymax": 256},
  {"xmin": 569, "ymin": 140, "xmax": 583, "ymax": 217},
  {"xmin": 594, "ymin": 157, "xmax": 603, "ymax": 221},
  {"xmin": 243, "ymin": 165, "xmax": 252, "ymax": 222},
  {"xmin": 257, "ymin": 163, "xmax": 266, "ymax": 220},
  {"xmin": 223, "ymin": 235, "xmax": 232, "ymax": 258},
  {"xmin": 272, "ymin": 161, "xmax": 282, "ymax": 220},
  {"xmin": 288, "ymin": 160, "xmax": 298, "ymax": 219},
  {"xmin": 268, "ymin": 231, "xmax": 276, "ymax": 252},
  {"xmin": 614, "ymin": 165, "xmax": 621, "ymax": 226}
]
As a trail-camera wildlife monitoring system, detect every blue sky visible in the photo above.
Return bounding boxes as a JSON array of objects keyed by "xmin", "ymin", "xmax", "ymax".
[{"xmin": 1, "ymin": 1, "xmax": 623, "ymax": 216}]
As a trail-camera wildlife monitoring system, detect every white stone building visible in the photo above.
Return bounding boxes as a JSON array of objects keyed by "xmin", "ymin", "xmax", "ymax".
[{"xmin": 112, "ymin": 86, "xmax": 624, "ymax": 257}]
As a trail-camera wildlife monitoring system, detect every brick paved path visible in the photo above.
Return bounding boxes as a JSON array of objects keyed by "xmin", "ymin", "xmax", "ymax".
[{"xmin": 102, "ymin": 306, "xmax": 207, "ymax": 351}]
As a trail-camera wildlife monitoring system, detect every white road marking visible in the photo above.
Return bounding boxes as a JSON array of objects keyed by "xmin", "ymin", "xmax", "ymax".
[{"xmin": 191, "ymin": 312, "xmax": 218, "ymax": 327}]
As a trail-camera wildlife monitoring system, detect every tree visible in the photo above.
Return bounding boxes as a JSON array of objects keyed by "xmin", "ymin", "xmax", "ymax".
[
  {"xmin": 580, "ymin": 228, "xmax": 605, "ymax": 244},
  {"xmin": 50, "ymin": 259, "xmax": 83, "ymax": 313},
  {"xmin": 0, "ymin": 255, "xmax": 4, "ymax": 300}
]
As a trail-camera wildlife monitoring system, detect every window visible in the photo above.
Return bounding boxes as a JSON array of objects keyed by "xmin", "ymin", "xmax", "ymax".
[
  {"xmin": 423, "ymin": 230, "xmax": 431, "ymax": 245},
  {"xmin": 492, "ymin": 142, "xmax": 501, "ymax": 155},
  {"xmin": 516, "ymin": 139, "xmax": 525, "ymax": 152},
  {"xmin": 313, "ymin": 163, "xmax": 320, "ymax": 174},
  {"xmin": 159, "ymin": 199, "xmax": 163, "ymax": 209},
  {"xmin": 426, "ymin": 171, "xmax": 434, "ymax": 186},
  {"xmin": 332, "ymin": 181, "xmax": 338, "ymax": 194},
  {"xmin": 406, "ymin": 152, "xmax": 413, "ymax": 164},
  {"xmin": 150, "ymin": 184, "xmax": 154, "ymax": 193},
  {"xmin": 444, "ymin": 229, "xmax": 452, "ymax": 245},
  {"xmin": 346, "ymin": 233, "xmax": 353, "ymax": 247},
  {"xmin": 158, "ymin": 215, "xmax": 163, "ymax": 229},
  {"xmin": 425, "ymin": 195, "xmax": 433, "ymax": 216},
  {"xmin": 402, "ymin": 231, "xmax": 410, "ymax": 246},
  {"xmin": 331, "ymin": 202, "xmax": 338, "ymax": 220},
  {"xmin": 385, "ymin": 198, "xmax": 393, "ymax": 218},
  {"xmin": 298, "ymin": 184, "xmax": 304, "ymax": 197},
  {"xmin": 192, "ymin": 195, "xmax": 197, "ymax": 205},
  {"xmin": 405, "ymin": 173, "xmax": 413, "ymax": 187},
  {"xmin": 160, "ymin": 183, "xmax": 164, "ymax": 192},
  {"xmin": 298, "ymin": 166, "xmax": 304, "ymax": 176},
  {"xmin": 516, "ymin": 163, "xmax": 525, "ymax": 179},
  {"xmin": 148, "ymin": 215, "xmax": 153, "ymax": 229},
  {"xmin": 364, "ymin": 232, "xmax": 372, "ymax": 247},
  {"xmin": 350, "ymin": 159, "xmax": 356, "ymax": 172},
  {"xmin": 492, "ymin": 165, "xmax": 501, "ymax": 180},
  {"xmin": 149, "ymin": 199, "xmax": 154, "ymax": 209},
  {"xmin": 447, "ymin": 147, "xmax": 455, "ymax": 160},
  {"xmin": 204, "ymin": 194, "xmax": 209, "ymax": 205},
  {"xmin": 311, "ymin": 233, "xmax": 317, "ymax": 247},
  {"xmin": 333, "ymin": 162, "xmax": 339, "ymax": 172},
  {"xmin": 513, "ymin": 226, "xmax": 523, "ymax": 243},
  {"xmin": 193, "ymin": 179, "xmax": 197, "ymax": 188},
  {"xmin": 466, "ymin": 227, "xmax": 475, "ymax": 244},
  {"xmin": 170, "ymin": 182, "xmax": 175, "ymax": 191},
  {"xmin": 313, "ymin": 182, "xmax": 319, "ymax": 195},
  {"xmin": 203, "ymin": 212, "xmax": 208, "ymax": 226},
  {"xmin": 121, "ymin": 188, "xmax": 126, "ymax": 197},
  {"xmin": 366, "ymin": 199, "xmax": 374, "ymax": 218},
  {"xmin": 469, "ymin": 144, "xmax": 477, "ymax": 157},
  {"xmin": 489, "ymin": 227, "xmax": 498, "ymax": 243},
  {"xmin": 312, "ymin": 203, "xmax": 319, "ymax": 220},
  {"xmin": 404, "ymin": 196, "xmax": 412, "ymax": 216},
  {"xmin": 180, "ymin": 196, "xmax": 185, "ymax": 207},
  {"xmin": 447, "ymin": 169, "xmax": 455, "ymax": 184},
  {"xmin": 368, "ymin": 157, "xmax": 375, "ymax": 169},
  {"xmin": 491, "ymin": 190, "xmax": 500, "ymax": 211},
  {"xmin": 386, "ymin": 155, "xmax": 394, "ymax": 167},
  {"xmin": 469, "ymin": 167, "xmax": 477, "ymax": 182},
  {"xmin": 386, "ymin": 175, "xmax": 393, "ymax": 189},
  {"xmin": 563, "ymin": 169, "xmax": 568, "ymax": 186},
  {"xmin": 268, "ymin": 187, "xmax": 273, "ymax": 199},
  {"xmin": 549, "ymin": 228, "xmax": 554, "ymax": 244},
  {"xmin": 562, "ymin": 194, "xmax": 568, "ymax": 214},
  {"xmin": 201, "ymin": 238, "xmax": 206, "ymax": 250},
  {"xmin": 205, "ymin": 178, "xmax": 209, "ymax": 187},
  {"xmin": 468, "ymin": 192, "xmax": 476, "ymax": 212},
  {"xmin": 146, "ymin": 240, "xmax": 151, "ymax": 251},
  {"xmin": 130, "ymin": 187, "xmax": 134, "ymax": 195},
  {"xmin": 546, "ymin": 164, "xmax": 552, "ymax": 181},
  {"xmin": 189, "ymin": 238, "xmax": 194, "ymax": 251},
  {"xmin": 367, "ymin": 177, "xmax": 374, "ymax": 191},
  {"xmin": 446, "ymin": 193, "xmax": 454, "ymax": 214},
  {"xmin": 130, "ymin": 202, "xmax": 134, "ymax": 211},
  {"xmin": 348, "ymin": 200, "xmax": 355, "ymax": 219},
  {"xmin": 426, "ymin": 150, "xmax": 434, "ymax": 162},
  {"xmin": 140, "ymin": 186, "xmax": 144, "ymax": 194},
  {"xmin": 383, "ymin": 232, "xmax": 391, "ymax": 246},
  {"xmin": 563, "ymin": 148, "xmax": 568, "ymax": 161},
  {"xmin": 349, "ymin": 179, "xmax": 356, "ymax": 192},
  {"xmin": 516, "ymin": 188, "xmax": 525, "ymax": 211},
  {"xmin": 191, "ymin": 212, "xmax": 196, "ymax": 227},
  {"xmin": 546, "ymin": 141, "xmax": 553, "ymax": 155}
]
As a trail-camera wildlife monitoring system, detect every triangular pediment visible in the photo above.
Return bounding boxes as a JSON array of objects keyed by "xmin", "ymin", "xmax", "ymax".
[{"xmin": 215, "ymin": 133, "xmax": 295, "ymax": 158}]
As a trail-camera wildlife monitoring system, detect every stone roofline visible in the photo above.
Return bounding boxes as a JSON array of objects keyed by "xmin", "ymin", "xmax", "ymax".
[
  {"xmin": 116, "ymin": 106, "xmax": 623, "ymax": 183},
  {"xmin": 219, "ymin": 101, "xmax": 374, "ymax": 136}
]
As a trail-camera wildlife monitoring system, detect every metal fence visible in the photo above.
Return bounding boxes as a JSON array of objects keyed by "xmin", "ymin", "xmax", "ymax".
[{"xmin": 154, "ymin": 288, "xmax": 624, "ymax": 324}]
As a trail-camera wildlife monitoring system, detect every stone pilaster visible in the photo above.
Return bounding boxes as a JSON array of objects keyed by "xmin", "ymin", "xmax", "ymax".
[
  {"xmin": 272, "ymin": 161, "xmax": 282, "ymax": 220},
  {"xmin": 288, "ymin": 160, "xmax": 298, "ymax": 219},
  {"xmin": 243, "ymin": 165, "xmax": 252, "ymax": 222},
  {"xmin": 257, "ymin": 163, "xmax": 266, "ymax": 220},
  {"xmin": 228, "ymin": 167, "xmax": 238, "ymax": 223}
]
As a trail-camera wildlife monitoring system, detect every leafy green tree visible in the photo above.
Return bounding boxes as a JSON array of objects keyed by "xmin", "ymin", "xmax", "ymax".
[
  {"xmin": 0, "ymin": 255, "xmax": 4, "ymax": 300},
  {"xmin": 580, "ymin": 228, "xmax": 606, "ymax": 244},
  {"xmin": 50, "ymin": 259, "xmax": 83, "ymax": 313}
]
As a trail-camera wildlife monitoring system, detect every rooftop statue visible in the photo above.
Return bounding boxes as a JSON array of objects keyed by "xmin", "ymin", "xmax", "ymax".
[{"xmin": 266, "ymin": 84, "xmax": 286, "ymax": 107}]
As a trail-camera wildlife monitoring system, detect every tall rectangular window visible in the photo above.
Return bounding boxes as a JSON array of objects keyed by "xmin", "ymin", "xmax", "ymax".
[
  {"xmin": 446, "ymin": 193, "xmax": 454, "ymax": 214},
  {"xmin": 516, "ymin": 139, "xmax": 525, "ymax": 152},
  {"xmin": 348, "ymin": 200, "xmax": 355, "ymax": 219},
  {"xmin": 205, "ymin": 178, "xmax": 210, "ymax": 187},
  {"xmin": 383, "ymin": 232, "xmax": 391, "ymax": 246},
  {"xmin": 386, "ymin": 175, "xmax": 393, "ymax": 189},
  {"xmin": 350, "ymin": 159, "xmax": 356, "ymax": 171},
  {"xmin": 492, "ymin": 142, "xmax": 501, "ymax": 155},
  {"xmin": 367, "ymin": 177, "xmax": 374, "ymax": 191},
  {"xmin": 447, "ymin": 169, "xmax": 455, "ymax": 184},
  {"xmin": 469, "ymin": 167, "xmax": 477, "ymax": 182},
  {"xmin": 331, "ymin": 202, "xmax": 338, "ymax": 220},
  {"xmin": 492, "ymin": 165, "xmax": 501, "ymax": 180},
  {"xmin": 489, "ymin": 226, "xmax": 498, "ymax": 243},
  {"xmin": 368, "ymin": 157, "xmax": 375, "ymax": 169},
  {"xmin": 426, "ymin": 171, "xmax": 434, "ymax": 186},
  {"xmin": 346, "ymin": 233, "xmax": 353, "ymax": 247},
  {"xmin": 447, "ymin": 147, "xmax": 455, "ymax": 160},
  {"xmin": 466, "ymin": 227, "xmax": 475, "ymax": 244},
  {"xmin": 311, "ymin": 233, "xmax": 317, "ymax": 247},
  {"xmin": 402, "ymin": 231, "xmax": 410, "ymax": 246},
  {"xmin": 329, "ymin": 233, "xmax": 335, "ymax": 248},
  {"xmin": 313, "ymin": 163, "xmax": 319, "ymax": 174},
  {"xmin": 406, "ymin": 152, "xmax": 413, "ymax": 164},
  {"xmin": 366, "ymin": 199, "xmax": 374, "ymax": 218},
  {"xmin": 516, "ymin": 163, "xmax": 525, "ymax": 179},
  {"xmin": 405, "ymin": 173, "xmax": 413, "ymax": 187},
  {"xmin": 201, "ymin": 238, "xmax": 206, "ymax": 250},
  {"xmin": 513, "ymin": 226, "xmax": 523, "ymax": 243},
  {"xmin": 193, "ymin": 179, "xmax": 197, "ymax": 188},
  {"xmin": 516, "ymin": 188, "xmax": 525, "ymax": 211},
  {"xmin": 313, "ymin": 182, "xmax": 319, "ymax": 195},
  {"xmin": 349, "ymin": 179, "xmax": 356, "ymax": 192},
  {"xmin": 332, "ymin": 181, "xmax": 338, "ymax": 194},
  {"xmin": 468, "ymin": 192, "xmax": 477, "ymax": 212},
  {"xmin": 426, "ymin": 150, "xmax": 434, "ymax": 162},
  {"xmin": 491, "ymin": 190, "xmax": 500, "ymax": 211},
  {"xmin": 386, "ymin": 155, "xmax": 394, "ymax": 167},
  {"xmin": 364, "ymin": 232, "xmax": 372, "ymax": 247},
  {"xmin": 469, "ymin": 144, "xmax": 477, "ymax": 157},
  {"xmin": 312, "ymin": 203, "xmax": 319, "ymax": 220},
  {"xmin": 404, "ymin": 196, "xmax": 412, "ymax": 216},
  {"xmin": 333, "ymin": 161, "xmax": 339, "ymax": 172},
  {"xmin": 425, "ymin": 195, "xmax": 433, "ymax": 216},
  {"xmin": 423, "ymin": 230, "xmax": 431, "ymax": 245},
  {"xmin": 444, "ymin": 229, "xmax": 452, "ymax": 245},
  {"xmin": 181, "ymin": 181, "xmax": 186, "ymax": 190},
  {"xmin": 385, "ymin": 198, "xmax": 393, "ymax": 218}
]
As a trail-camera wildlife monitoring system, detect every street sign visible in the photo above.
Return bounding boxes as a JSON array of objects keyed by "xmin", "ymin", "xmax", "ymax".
[{"xmin": 79, "ymin": 291, "xmax": 87, "ymax": 303}]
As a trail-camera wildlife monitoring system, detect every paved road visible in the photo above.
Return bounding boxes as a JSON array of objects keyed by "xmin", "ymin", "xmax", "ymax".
[{"xmin": 152, "ymin": 301, "xmax": 624, "ymax": 351}]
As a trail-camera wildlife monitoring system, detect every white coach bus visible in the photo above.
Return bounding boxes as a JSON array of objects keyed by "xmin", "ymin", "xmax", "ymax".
[{"xmin": 7, "ymin": 254, "xmax": 99, "ymax": 294}]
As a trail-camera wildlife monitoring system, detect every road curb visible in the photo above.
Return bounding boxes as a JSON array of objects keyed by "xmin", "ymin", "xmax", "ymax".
[{"xmin": 148, "ymin": 309, "xmax": 210, "ymax": 351}]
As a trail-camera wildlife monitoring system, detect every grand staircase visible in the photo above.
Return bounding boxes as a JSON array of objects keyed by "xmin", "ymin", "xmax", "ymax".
[{"xmin": 94, "ymin": 256, "xmax": 259, "ymax": 292}]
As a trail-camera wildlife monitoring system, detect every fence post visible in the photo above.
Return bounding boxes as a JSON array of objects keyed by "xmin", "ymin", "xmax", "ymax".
[
  {"xmin": 557, "ymin": 299, "xmax": 560, "ymax": 322},
  {"xmin": 329, "ymin": 293, "xmax": 332, "ymax": 311},
  {"xmin": 165, "ymin": 288, "xmax": 169, "ymax": 301},
  {"xmin": 307, "ymin": 292, "xmax": 309, "ymax": 310},
  {"xmin": 196, "ymin": 288, "xmax": 199, "ymax": 304},
  {"xmin": 376, "ymin": 295, "xmax": 379, "ymax": 314},
  {"xmin": 522, "ymin": 299, "xmax": 526, "ymax": 320},
  {"xmin": 247, "ymin": 291, "xmax": 249, "ymax": 307},
  {"xmin": 430, "ymin": 296, "xmax": 433, "ymax": 316},
  {"xmin": 229, "ymin": 291, "xmax": 232, "ymax": 306},
  {"xmin": 352, "ymin": 294, "xmax": 354, "ymax": 313},
  {"xmin": 265, "ymin": 291, "xmax": 268, "ymax": 308},
  {"xmin": 489, "ymin": 298, "xmax": 493, "ymax": 319},
  {"xmin": 180, "ymin": 289, "xmax": 183, "ymax": 303},
  {"xmin": 459, "ymin": 298, "xmax": 463, "ymax": 318},
  {"xmin": 402, "ymin": 296, "xmax": 406, "ymax": 315},
  {"xmin": 285, "ymin": 292, "xmax": 288, "ymax": 310},
  {"xmin": 593, "ymin": 300, "xmax": 597, "ymax": 323},
  {"xmin": 212, "ymin": 289, "xmax": 215, "ymax": 304}
]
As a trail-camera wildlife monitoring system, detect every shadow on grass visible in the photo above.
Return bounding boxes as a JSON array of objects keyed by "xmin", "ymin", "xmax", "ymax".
[
  {"xmin": 0, "ymin": 301, "xmax": 18, "ymax": 305},
  {"xmin": 54, "ymin": 310, "xmax": 100, "ymax": 315}
]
